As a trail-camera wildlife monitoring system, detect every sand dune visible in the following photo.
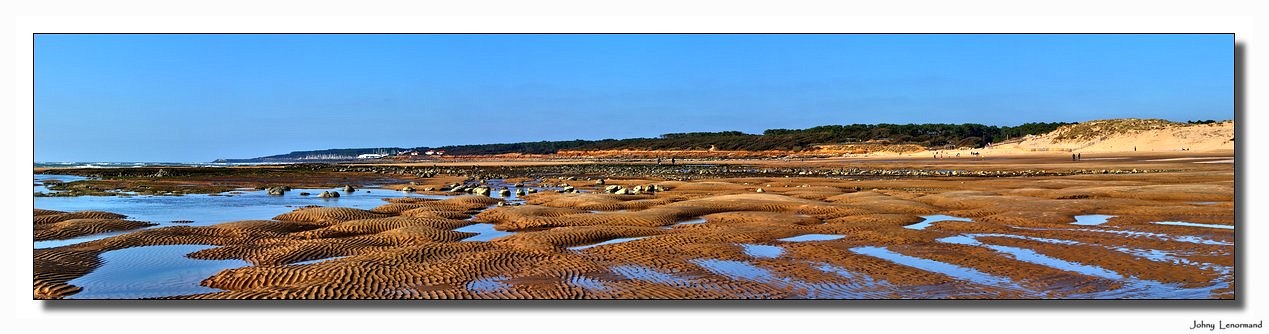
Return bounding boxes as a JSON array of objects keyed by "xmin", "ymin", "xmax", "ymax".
[{"xmin": 995, "ymin": 119, "xmax": 1233, "ymax": 153}]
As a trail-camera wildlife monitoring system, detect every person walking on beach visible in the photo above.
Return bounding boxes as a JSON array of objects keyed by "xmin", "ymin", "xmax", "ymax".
[
  {"xmin": 1077, "ymin": 153, "xmax": 1081, "ymax": 161},
  {"xmin": 1072, "ymin": 153, "xmax": 1077, "ymax": 161}
]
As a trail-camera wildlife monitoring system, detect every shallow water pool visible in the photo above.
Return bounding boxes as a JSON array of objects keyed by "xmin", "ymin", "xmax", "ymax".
[
  {"xmin": 778, "ymin": 234, "xmax": 844, "ymax": 242},
  {"xmin": 739, "ymin": 244, "xmax": 784, "ymax": 259},
  {"xmin": 569, "ymin": 237, "xmax": 649, "ymax": 250},
  {"xmin": 1071, "ymin": 214, "xmax": 1114, "ymax": 226},
  {"xmin": 454, "ymin": 223, "xmax": 515, "ymax": 242},
  {"xmin": 905, "ymin": 214, "xmax": 974, "ymax": 230},
  {"xmin": 65, "ymin": 244, "xmax": 249, "ymax": 299},
  {"xmin": 849, "ymin": 246, "xmax": 1021, "ymax": 290},
  {"xmin": 1153, "ymin": 221, "xmax": 1234, "ymax": 230},
  {"xmin": 34, "ymin": 187, "xmax": 450, "ymax": 228}
]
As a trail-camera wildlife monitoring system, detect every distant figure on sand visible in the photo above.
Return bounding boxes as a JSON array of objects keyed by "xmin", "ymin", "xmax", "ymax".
[
  {"xmin": 1072, "ymin": 153, "xmax": 1077, "ymax": 161},
  {"xmin": 1077, "ymin": 153, "xmax": 1081, "ymax": 160},
  {"xmin": 657, "ymin": 157, "xmax": 662, "ymax": 165}
]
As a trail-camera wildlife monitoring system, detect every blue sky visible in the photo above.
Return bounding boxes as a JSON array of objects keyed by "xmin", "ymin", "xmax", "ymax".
[{"xmin": 34, "ymin": 34, "xmax": 1233, "ymax": 162}]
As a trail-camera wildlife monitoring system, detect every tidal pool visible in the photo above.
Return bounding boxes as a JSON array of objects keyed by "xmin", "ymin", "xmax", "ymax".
[
  {"xmin": 35, "ymin": 187, "xmax": 451, "ymax": 229},
  {"xmin": 466, "ymin": 276, "xmax": 511, "ymax": 293},
  {"xmin": 778, "ymin": 234, "xmax": 844, "ymax": 242},
  {"xmin": 905, "ymin": 214, "xmax": 974, "ymax": 230},
  {"xmin": 569, "ymin": 237, "xmax": 649, "ymax": 250},
  {"xmin": 740, "ymin": 244, "xmax": 784, "ymax": 259},
  {"xmin": 849, "ymin": 246, "xmax": 1022, "ymax": 290},
  {"xmin": 1071, "ymin": 214, "xmax": 1114, "ymax": 226},
  {"xmin": 454, "ymin": 223, "xmax": 515, "ymax": 242},
  {"xmin": 1152, "ymin": 221, "xmax": 1234, "ymax": 230},
  {"xmin": 691, "ymin": 259, "xmax": 775, "ymax": 281},
  {"xmin": 65, "ymin": 244, "xmax": 249, "ymax": 299}
]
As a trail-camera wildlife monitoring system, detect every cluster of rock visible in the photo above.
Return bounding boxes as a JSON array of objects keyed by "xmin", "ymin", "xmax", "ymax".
[
  {"xmin": 265, "ymin": 186, "xmax": 291, "ymax": 196},
  {"xmin": 267, "ymin": 185, "xmax": 355, "ymax": 198},
  {"xmin": 601, "ymin": 184, "xmax": 662, "ymax": 195}
]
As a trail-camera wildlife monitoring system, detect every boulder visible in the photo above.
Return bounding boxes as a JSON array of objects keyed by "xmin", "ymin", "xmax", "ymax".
[
  {"xmin": 343, "ymin": 185, "xmax": 356, "ymax": 193},
  {"xmin": 319, "ymin": 191, "xmax": 340, "ymax": 198},
  {"xmin": 266, "ymin": 187, "xmax": 286, "ymax": 196}
]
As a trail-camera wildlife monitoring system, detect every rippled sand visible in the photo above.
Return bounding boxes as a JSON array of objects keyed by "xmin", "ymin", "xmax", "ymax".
[{"xmin": 34, "ymin": 161, "xmax": 1234, "ymax": 299}]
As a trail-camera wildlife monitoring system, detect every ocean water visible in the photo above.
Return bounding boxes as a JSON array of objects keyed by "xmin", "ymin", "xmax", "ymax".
[{"xmin": 36, "ymin": 162, "xmax": 285, "ymax": 168}]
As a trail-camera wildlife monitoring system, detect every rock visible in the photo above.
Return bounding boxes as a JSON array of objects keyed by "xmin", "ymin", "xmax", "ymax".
[
  {"xmin": 615, "ymin": 188, "xmax": 631, "ymax": 195},
  {"xmin": 756, "ymin": 188, "xmax": 765, "ymax": 193},
  {"xmin": 299, "ymin": 192, "xmax": 311, "ymax": 196},
  {"xmin": 595, "ymin": 179, "xmax": 605, "ymax": 185},
  {"xmin": 319, "ymin": 191, "xmax": 340, "ymax": 198},
  {"xmin": 402, "ymin": 186, "xmax": 416, "ymax": 192},
  {"xmin": 604, "ymin": 185, "xmax": 621, "ymax": 193},
  {"xmin": 152, "ymin": 169, "xmax": 170, "ymax": 178},
  {"xmin": 344, "ymin": 185, "xmax": 356, "ymax": 192},
  {"xmin": 562, "ymin": 185, "xmax": 575, "ymax": 193},
  {"xmin": 474, "ymin": 187, "xmax": 491, "ymax": 196},
  {"xmin": 527, "ymin": 188, "xmax": 538, "ymax": 194},
  {"xmin": 499, "ymin": 188, "xmax": 511, "ymax": 197},
  {"xmin": 266, "ymin": 187, "xmax": 286, "ymax": 196},
  {"xmin": 516, "ymin": 188, "xmax": 526, "ymax": 196}
]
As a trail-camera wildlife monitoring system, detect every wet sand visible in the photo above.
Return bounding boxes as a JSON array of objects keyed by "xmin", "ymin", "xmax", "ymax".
[{"xmin": 33, "ymin": 152, "xmax": 1234, "ymax": 299}]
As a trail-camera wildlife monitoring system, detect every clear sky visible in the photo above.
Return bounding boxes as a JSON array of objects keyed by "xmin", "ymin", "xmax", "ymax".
[{"xmin": 34, "ymin": 34, "xmax": 1233, "ymax": 162}]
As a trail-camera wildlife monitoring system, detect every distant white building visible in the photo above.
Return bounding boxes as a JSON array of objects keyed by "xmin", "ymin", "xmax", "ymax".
[{"xmin": 357, "ymin": 153, "xmax": 389, "ymax": 159}]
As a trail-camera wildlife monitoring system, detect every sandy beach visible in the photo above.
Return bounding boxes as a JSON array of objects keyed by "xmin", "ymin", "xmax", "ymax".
[{"xmin": 33, "ymin": 146, "xmax": 1235, "ymax": 299}]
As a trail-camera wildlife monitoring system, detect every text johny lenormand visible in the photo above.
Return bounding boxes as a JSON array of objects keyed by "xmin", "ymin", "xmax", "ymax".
[{"xmin": 1191, "ymin": 320, "xmax": 1264, "ymax": 330}]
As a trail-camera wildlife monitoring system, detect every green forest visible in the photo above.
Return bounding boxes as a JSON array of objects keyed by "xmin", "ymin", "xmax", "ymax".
[
  {"xmin": 220, "ymin": 122, "xmax": 1072, "ymax": 161},
  {"xmin": 419, "ymin": 122, "xmax": 1072, "ymax": 155}
]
